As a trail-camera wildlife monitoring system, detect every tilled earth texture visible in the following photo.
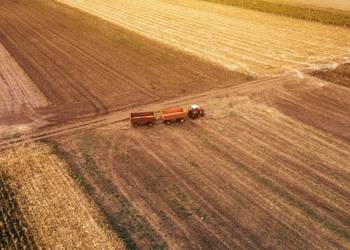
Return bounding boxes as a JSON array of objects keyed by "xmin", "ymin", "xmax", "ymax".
[{"xmin": 0, "ymin": 0, "xmax": 350, "ymax": 249}]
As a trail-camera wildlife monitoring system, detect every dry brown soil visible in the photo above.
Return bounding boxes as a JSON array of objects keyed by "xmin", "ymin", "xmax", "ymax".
[
  {"xmin": 0, "ymin": 0, "xmax": 245, "ymax": 126},
  {"xmin": 52, "ymin": 75, "xmax": 350, "ymax": 249},
  {"xmin": 311, "ymin": 63, "xmax": 350, "ymax": 88},
  {"xmin": 1, "ymin": 0, "xmax": 349, "ymax": 249}
]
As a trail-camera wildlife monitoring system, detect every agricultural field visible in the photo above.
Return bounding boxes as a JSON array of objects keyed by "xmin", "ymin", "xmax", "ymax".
[
  {"xmin": 53, "ymin": 74, "xmax": 350, "ymax": 249},
  {"xmin": 0, "ymin": 144, "xmax": 123, "ymax": 249},
  {"xmin": 264, "ymin": 0, "xmax": 350, "ymax": 11},
  {"xmin": 311, "ymin": 62, "xmax": 350, "ymax": 88},
  {"xmin": 0, "ymin": 0, "xmax": 350, "ymax": 249},
  {"xmin": 0, "ymin": 172, "xmax": 37, "ymax": 249},
  {"xmin": 0, "ymin": 0, "xmax": 243, "ymax": 135},
  {"xmin": 0, "ymin": 43, "xmax": 49, "ymax": 137},
  {"xmin": 200, "ymin": 0, "xmax": 350, "ymax": 26},
  {"xmin": 58, "ymin": 0, "xmax": 350, "ymax": 76}
]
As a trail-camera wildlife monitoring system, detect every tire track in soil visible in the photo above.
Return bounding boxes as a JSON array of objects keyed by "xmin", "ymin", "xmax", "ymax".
[
  {"xmin": 0, "ymin": 0, "xmax": 243, "ymax": 126},
  {"xmin": 0, "ymin": 5, "xmax": 108, "ymax": 117},
  {"xmin": 0, "ymin": 76, "xmax": 280, "ymax": 149},
  {"xmin": 52, "ymin": 74, "xmax": 350, "ymax": 249}
]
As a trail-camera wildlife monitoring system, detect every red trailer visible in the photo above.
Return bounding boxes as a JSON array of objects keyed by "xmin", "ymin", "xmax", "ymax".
[
  {"xmin": 160, "ymin": 107, "xmax": 186, "ymax": 125},
  {"xmin": 130, "ymin": 111, "xmax": 156, "ymax": 127}
]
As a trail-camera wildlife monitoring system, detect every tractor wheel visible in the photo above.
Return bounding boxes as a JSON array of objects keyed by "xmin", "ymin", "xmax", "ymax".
[
  {"xmin": 191, "ymin": 113, "xmax": 199, "ymax": 120},
  {"xmin": 188, "ymin": 111, "xmax": 194, "ymax": 119}
]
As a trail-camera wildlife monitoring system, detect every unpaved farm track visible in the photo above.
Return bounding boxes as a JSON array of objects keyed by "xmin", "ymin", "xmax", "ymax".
[
  {"xmin": 0, "ymin": 76, "xmax": 265, "ymax": 149},
  {"xmin": 55, "ymin": 75, "xmax": 350, "ymax": 249},
  {"xmin": 0, "ymin": 0, "xmax": 244, "ymax": 125},
  {"xmin": 58, "ymin": 0, "xmax": 350, "ymax": 76},
  {"xmin": 1, "ymin": 74, "xmax": 349, "ymax": 147}
]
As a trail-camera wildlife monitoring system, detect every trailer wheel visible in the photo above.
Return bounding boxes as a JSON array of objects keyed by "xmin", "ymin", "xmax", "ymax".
[
  {"xmin": 178, "ymin": 118, "xmax": 185, "ymax": 123},
  {"xmin": 165, "ymin": 120, "xmax": 171, "ymax": 125},
  {"xmin": 133, "ymin": 123, "xmax": 138, "ymax": 127},
  {"xmin": 148, "ymin": 123, "xmax": 154, "ymax": 127}
]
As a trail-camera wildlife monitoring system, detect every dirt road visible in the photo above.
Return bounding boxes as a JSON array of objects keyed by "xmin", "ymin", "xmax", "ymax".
[{"xmin": 0, "ymin": 76, "xmax": 263, "ymax": 149}]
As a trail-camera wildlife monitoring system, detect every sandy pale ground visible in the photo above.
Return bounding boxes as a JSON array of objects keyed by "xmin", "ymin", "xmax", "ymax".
[{"xmin": 59, "ymin": 0, "xmax": 350, "ymax": 76}]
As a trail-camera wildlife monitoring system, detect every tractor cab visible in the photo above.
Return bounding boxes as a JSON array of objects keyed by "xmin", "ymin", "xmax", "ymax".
[{"xmin": 188, "ymin": 104, "xmax": 205, "ymax": 119}]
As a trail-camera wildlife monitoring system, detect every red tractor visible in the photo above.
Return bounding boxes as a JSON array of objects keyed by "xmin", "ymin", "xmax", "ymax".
[{"xmin": 188, "ymin": 104, "xmax": 205, "ymax": 119}]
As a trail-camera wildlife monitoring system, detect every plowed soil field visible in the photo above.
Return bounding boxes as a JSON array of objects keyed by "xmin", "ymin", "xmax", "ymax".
[
  {"xmin": 54, "ymin": 75, "xmax": 350, "ymax": 249},
  {"xmin": 0, "ymin": 0, "xmax": 244, "ymax": 128},
  {"xmin": 58, "ymin": 0, "xmax": 350, "ymax": 76},
  {"xmin": 0, "ymin": 43, "xmax": 48, "ymax": 137},
  {"xmin": 311, "ymin": 62, "xmax": 350, "ymax": 88},
  {"xmin": 1, "ymin": 0, "xmax": 350, "ymax": 249}
]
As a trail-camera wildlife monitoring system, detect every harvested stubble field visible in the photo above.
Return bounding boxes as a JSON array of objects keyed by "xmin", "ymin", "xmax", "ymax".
[
  {"xmin": 52, "ymin": 74, "xmax": 350, "ymax": 249},
  {"xmin": 0, "ymin": 0, "xmax": 243, "ymax": 134},
  {"xmin": 58, "ymin": 0, "xmax": 350, "ymax": 76},
  {"xmin": 0, "ymin": 172, "xmax": 37, "ymax": 249},
  {"xmin": 0, "ymin": 143, "xmax": 124, "ymax": 249}
]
